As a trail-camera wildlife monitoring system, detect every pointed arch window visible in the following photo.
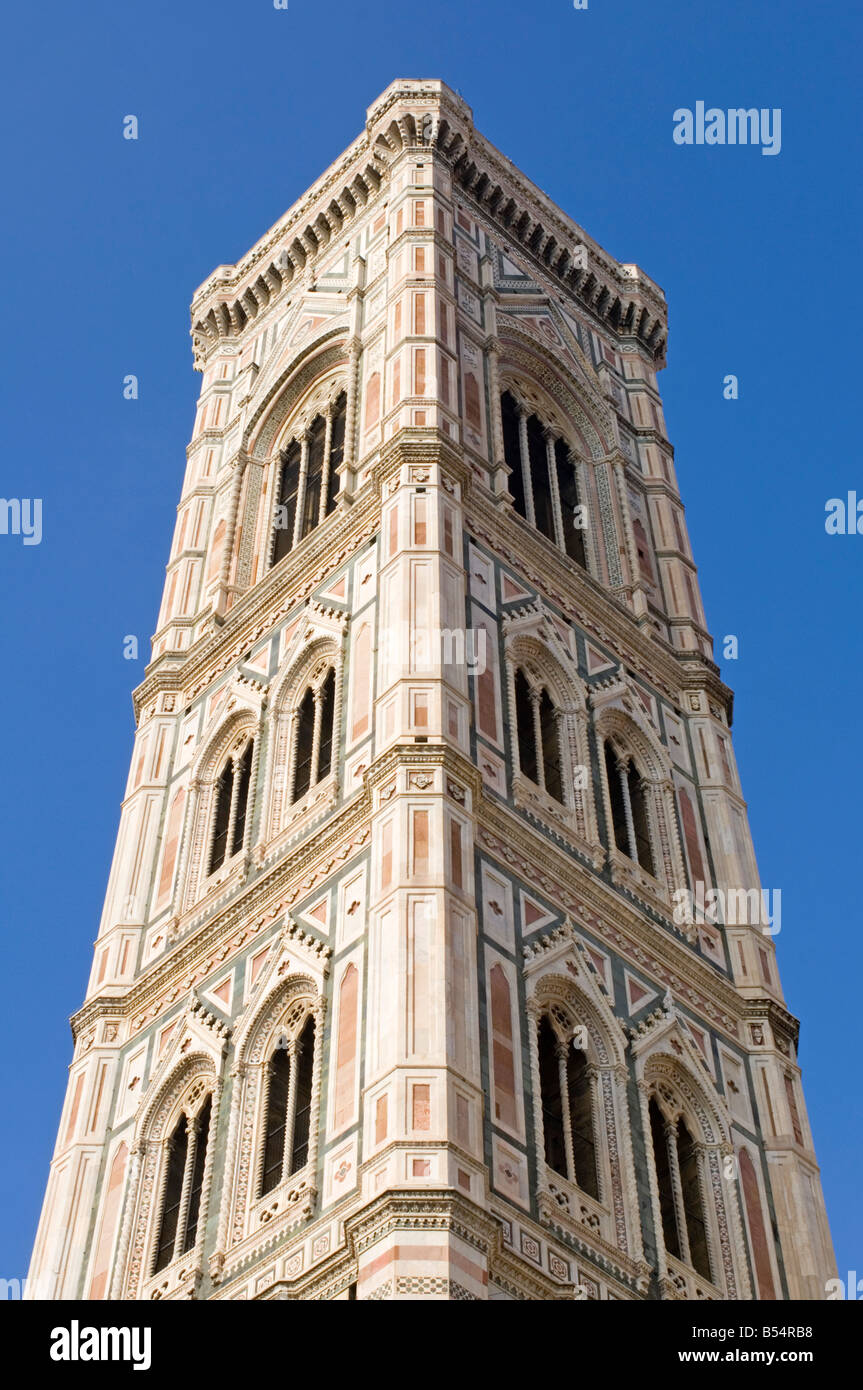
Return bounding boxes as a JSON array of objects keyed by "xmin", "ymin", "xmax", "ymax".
[
  {"xmin": 515, "ymin": 668, "xmax": 537, "ymax": 783},
  {"xmin": 316, "ymin": 668, "xmax": 336, "ymax": 781},
  {"xmin": 649, "ymin": 1095, "xmax": 713, "ymax": 1283},
  {"xmin": 513, "ymin": 667, "xmax": 564, "ymax": 804},
  {"xmin": 539, "ymin": 688, "xmax": 563, "ymax": 802},
  {"xmin": 527, "ymin": 414, "xmax": 554, "ymax": 542},
  {"xmin": 537, "ymin": 1014, "xmax": 599, "ymax": 1198},
  {"xmin": 555, "ymin": 438, "xmax": 587, "ymax": 567},
  {"xmin": 208, "ymin": 738, "xmax": 254, "ymax": 874},
  {"xmin": 500, "ymin": 390, "xmax": 587, "ymax": 567},
  {"xmin": 259, "ymin": 1015, "xmax": 316, "ymax": 1197},
  {"xmin": 290, "ymin": 668, "xmax": 336, "ymax": 805},
  {"xmin": 231, "ymin": 740, "xmax": 253, "ymax": 853},
  {"xmin": 292, "ymin": 688, "xmax": 316, "ymax": 803},
  {"xmin": 209, "ymin": 763, "xmax": 233, "ymax": 873},
  {"xmin": 270, "ymin": 391, "xmax": 346, "ymax": 567},
  {"xmin": 153, "ymin": 1094, "xmax": 212, "ymax": 1274},
  {"xmin": 603, "ymin": 740, "xmax": 655, "ymax": 876}
]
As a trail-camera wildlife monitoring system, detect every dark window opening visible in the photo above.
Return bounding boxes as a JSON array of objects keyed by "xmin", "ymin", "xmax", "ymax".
[
  {"xmin": 183, "ymin": 1097, "xmax": 211, "ymax": 1254},
  {"xmin": 292, "ymin": 687, "xmax": 316, "ymax": 802},
  {"xmin": 230, "ymin": 741, "xmax": 253, "ymax": 858},
  {"xmin": 567, "ymin": 1048, "xmax": 599, "ymax": 1199},
  {"xmin": 501, "ymin": 391, "xmax": 526, "ymax": 518},
  {"xmin": 300, "ymin": 414, "xmax": 327, "ymax": 541},
  {"xmin": 628, "ymin": 763, "xmax": 655, "ymax": 875},
  {"xmin": 605, "ymin": 742, "xmax": 630, "ymax": 854},
  {"xmin": 208, "ymin": 761, "xmax": 234, "ymax": 873},
  {"xmin": 678, "ymin": 1118, "xmax": 711, "ymax": 1282},
  {"xmin": 260, "ymin": 1049, "xmax": 291, "ymax": 1198},
  {"xmin": 290, "ymin": 1016, "xmax": 315, "ymax": 1174},
  {"xmin": 153, "ymin": 1115, "xmax": 188, "ymax": 1274},
  {"xmin": 515, "ymin": 669, "xmax": 537, "ymax": 783},
  {"xmin": 650, "ymin": 1097, "xmax": 681, "ymax": 1261},
  {"xmin": 326, "ymin": 393, "xmax": 346, "ymax": 515},
  {"xmin": 539, "ymin": 687, "xmax": 563, "ymax": 803},
  {"xmin": 538, "ymin": 1016, "xmax": 566, "ymax": 1177},
  {"xmin": 271, "ymin": 395, "xmax": 345, "ymax": 567},
  {"xmin": 555, "ymin": 439, "xmax": 587, "ymax": 567},
  {"xmin": 272, "ymin": 440, "xmax": 301, "ymax": 567},
  {"xmin": 527, "ymin": 414, "xmax": 555, "ymax": 541},
  {"xmin": 317, "ymin": 670, "xmax": 336, "ymax": 783}
]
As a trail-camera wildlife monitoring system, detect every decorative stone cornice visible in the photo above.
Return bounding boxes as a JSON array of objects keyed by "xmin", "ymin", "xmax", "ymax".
[
  {"xmin": 371, "ymin": 429, "xmax": 473, "ymax": 501},
  {"xmin": 477, "ymin": 794, "xmax": 744, "ymax": 1041},
  {"xmin": 71, "ymin": 788, "xmax": 371, "ymax": 1044},
  {"xmin": 244, "ymin": 1189, "xmax": 577, "ymax": 1302},
  {"xmin": 465, "ymin": 483, "xmax": 733, "ymax": 721},
  {"xmin": 188, "ymin": 80, "xmax": 666, "ymax": 373},
  {"xmin": 743, "ymin": 996, "xmax": 801, "ymax": 1050},
  {"xmin": 363, "ymin": 740, "xmax": 483, "ymax": 802},
  {"xmin": 133, "ymin": 483, "xmax": 379, "ymax": 724}
]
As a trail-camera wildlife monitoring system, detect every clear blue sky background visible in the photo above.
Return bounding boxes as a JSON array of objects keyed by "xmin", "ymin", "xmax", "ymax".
[{"xmin": 1, "ymin": 0, "xmax": 859, "ymax": 1286}]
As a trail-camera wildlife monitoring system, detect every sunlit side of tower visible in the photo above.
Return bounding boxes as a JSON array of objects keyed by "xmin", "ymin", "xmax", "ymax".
[{"xmin": 28, "ymin": 80, "xmax": 834, "ymax": 1301}]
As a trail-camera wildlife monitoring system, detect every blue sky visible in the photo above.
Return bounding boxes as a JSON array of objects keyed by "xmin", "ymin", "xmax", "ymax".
[{"xmin": 1, "ymin": 0, "xmax": 859, "ymax": 1283}]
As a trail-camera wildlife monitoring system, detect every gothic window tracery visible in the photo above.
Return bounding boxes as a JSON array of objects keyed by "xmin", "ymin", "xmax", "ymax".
[
  {"xmin": 270, "ymin": 391, "xmax": 346, "ymax": 567},
  {"xmin": 603, "ymin": 739, "xmax": 655, "ymax": 875},
  {"xmin": 207, "ymin": 738, "xmax": 254, "ymax": 874},
  {"xmin": 500, "ymin": 389, "xmax": 587, "ymax": 567},
  {"xmin": 213, "ymin": 978, "xmax": 326, "ymax": 1255},
  {"xmin": 648, "ymin": 1091, "xmax": 713, "ymax": 1284},
  {"xmin": 537, "ymin": 1013, "xmax": 599, "ymax": 1198},
  {"xmin": 513, "ymin": 666, "xmax": 565, "ymax": 805},
  {"xmin": 289, "ymin": 666, "xmax": 336, "ymax": 806},
  {"xmin": 152, "ymin": 1087, "xmax": 214, "ymax": 1276},
  {"xmin": 259, "ymin": 1014, "xmax": 316, "ymax": 1197}
]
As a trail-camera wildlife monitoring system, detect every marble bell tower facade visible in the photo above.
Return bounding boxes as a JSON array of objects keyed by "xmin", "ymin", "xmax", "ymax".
[{"xmin": 28, "ymin": 80, "xmax": 834, "ymax": 1301}]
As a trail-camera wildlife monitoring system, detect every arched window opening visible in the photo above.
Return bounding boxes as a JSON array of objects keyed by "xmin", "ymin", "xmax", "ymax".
[
  {"xmin": 300, "ymin": 414, "xmax": 327, "ymax": 541},
  {"xmin": 153, "ymin": 1095, "xmax": 212, "ymax": 1275},
  {"xmin": 604, "ymin": 741, "xmax": 655, "ymax": 875},
  {"xmin": 290, "ymin": 667, "xmax": 336, "ymax": 806},
  {"xmin": 208, "ymin": 739, "xmax": 254, "ymax": 875},
  {"xmin": 568, "ymin": 1047, "xmax": 599, "ymax": 1199},
  {"xmin": 527, "ymin": 414, "xmax": 554, "ymax": 542},
  {"xmin": 270, "ymin": 392, "xmax": 346, "ymax": 568},
  {"xmin": 555, "ymin": 438, "xmax": 587, "ymax": 566},
  {"xmin": 499, "ymin": 391, "xmax": 588, "ymax": 567},
  {"xmin": 316, "ymin": 668, "xmax": 336, "ymax": 782},
  {"xmin": 514, "ymin": 668, "xmax": 565, "ymax": 806},
  {"xmin": 290, "ymin": 1016, "xmax": 315, "ymax": 1173},
  {"xmin": 272, "ymin": 440, "xmax": 301, "ymax": 568},
  {"xmin": 649, "ymin": 1096, "xmax": 680, "ymax": 1260},
  {"xmin": 539, "ymin": 688, "xmax": 562, "ymax": 802},
  {"xmin": 515, "ymin": 669, "xmax": 537, "ymax": 783},
  {"xmin": 501, "ymin": 391, "xmax": 525, "ymax": 518},
  {"xmin": 538, "ymin": 1016, "xmax": 566, "ymax": 1176},
  {"xmin": 326, "ymin": 392, "xmax": 346, "ymax": 515},
  {"xmin": 153, "ymin": 1115, "xmax": 187, "ymax": 1274},
  {"xmin": 628, "ymin": 762, "xmax": 655, "ymax": 875},
  {"xmin": 260, "ymin": 1049, "xmax": 291, "ymax": 1198},
  {"xmin": 605, "ymin": 742, "xmax": 629, "ymax": 854},
  {"xmin": 259, "ymin": 1015, "xmax": 316, "ymax": 1198},
  {"xmin": 231, "ymin": 741, "xmax": 253, "ymax": 857},
  {"xmin": 292, "ymin": 687, "xmax": 316, "ymax": 802},
  {"xmin": 537, "ymin": 1014, "xmax": 599, "ymax": 1198},
  {"xmin": 209, "ymin": 762, "xmax": 234, "ymax": 873},
  {"xmin": 678, "ymin": 1117, "xmax": 711, "ymax": 1282},
  {"xmin": 649, "ymin": 1095, "xmax": 714, "ymax": 1283},
  {"xmin": 183, "ymin": 1096, "xmax": 211, "ymax": 1253}
]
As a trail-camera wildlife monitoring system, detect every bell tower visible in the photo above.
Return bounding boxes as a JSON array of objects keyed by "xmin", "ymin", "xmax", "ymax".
[{"xmin": 29, "ymin": 80, "xmax": 834, "ymax": 1301}]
